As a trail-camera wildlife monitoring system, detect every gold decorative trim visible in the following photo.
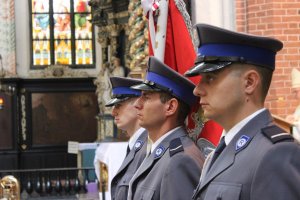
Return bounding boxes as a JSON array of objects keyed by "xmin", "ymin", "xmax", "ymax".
[
  {"xmin": 21, "ymin": 95, "xmax": 27, "ymax": 142},
  {"xmin": 115, "ymin": 11, "xmax": 129, "ymax": 19},
  {"xmin": 127, "ymin": 0, "xmax": 148, "ymax": 71}
]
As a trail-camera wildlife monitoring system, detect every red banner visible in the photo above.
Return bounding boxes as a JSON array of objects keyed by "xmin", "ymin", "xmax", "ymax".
[{"xmin": 147, "ymin": 0, "xmax": 222, "ymax": 146}]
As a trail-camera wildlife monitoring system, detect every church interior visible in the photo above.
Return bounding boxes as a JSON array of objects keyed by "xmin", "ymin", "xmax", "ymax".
[{"xmin": 0, "ymin": 0, "xmax": 299, "ymax": 199}]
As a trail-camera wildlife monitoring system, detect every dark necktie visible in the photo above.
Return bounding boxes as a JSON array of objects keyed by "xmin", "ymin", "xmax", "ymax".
[
  {"xmin": 208, "ymin": 137, "xmax": 226, "ymax": 170},
  {"xmin": 126, "ymin": 145, "xmax": 130, "ymax": 156}
]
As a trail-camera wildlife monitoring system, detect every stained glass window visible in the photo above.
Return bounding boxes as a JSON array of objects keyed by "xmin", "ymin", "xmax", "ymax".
[{"xmin": 31, "ymin": 0, "xmax": 94, "ymax": 68}]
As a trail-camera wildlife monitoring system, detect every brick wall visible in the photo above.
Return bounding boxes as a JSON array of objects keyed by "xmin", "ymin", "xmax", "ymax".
[{"xmin": 236, "ymin": 0, "xmax": 300, "ymax": 120}]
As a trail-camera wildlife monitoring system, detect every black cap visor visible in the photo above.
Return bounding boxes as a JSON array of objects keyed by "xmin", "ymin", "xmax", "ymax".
[
  {"xmin": 131, "ymin": 80, "xmax": 172, "ymax": 93},
  {"xmin": 185, "ymin": 56, "xmax": 249, "ymax": 77},
  {"xmin": 105, "ymin": 93, "xmax": 140, "ymax": 107},
  {"xmin": 131, "ymin": 83, "xmax": 162, "ymax": 92},
  {"xmin": 185, "ymin": 61, "xmax": 232, "ymax": 77},
  {"xmin": 105, "ymin": 97, "xmax": 130, "ymax": 107}
]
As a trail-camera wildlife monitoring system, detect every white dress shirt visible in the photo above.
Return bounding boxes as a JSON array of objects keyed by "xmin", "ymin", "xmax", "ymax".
[
  {"xmin": 223, "ymin": 108, "xmax": 266, "ymax": 145},
  {"xmin": 128, "ymin": 127, "xmax": 146, "ymax": 150}
]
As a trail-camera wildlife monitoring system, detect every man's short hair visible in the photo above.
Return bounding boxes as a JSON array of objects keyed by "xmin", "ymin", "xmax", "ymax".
[{"xmin": 159, "ymin": 92, "xmax": 190, "ymax": 124}]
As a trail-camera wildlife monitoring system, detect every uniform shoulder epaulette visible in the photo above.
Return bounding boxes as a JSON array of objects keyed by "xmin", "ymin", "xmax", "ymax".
[
  {"xmin": 262, "ymin": 125, "xmax": 294, "ymax": 144},
  {"xmin": 169, "ymin": 138, "xmax": 184, "ymax": 157}
]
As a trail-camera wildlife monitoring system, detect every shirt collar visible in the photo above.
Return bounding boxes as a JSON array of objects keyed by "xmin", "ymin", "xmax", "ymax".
[
  {"xmin": 150, "ymin": 126, "xmax": 182, "ymax": 153},
  {"xmin": 128, "ymin": 127, "xmax": 146, "ymax": 150},
  {"xmin": 223, "ymin": 108, "xmax": 266, "ymax": 145}
]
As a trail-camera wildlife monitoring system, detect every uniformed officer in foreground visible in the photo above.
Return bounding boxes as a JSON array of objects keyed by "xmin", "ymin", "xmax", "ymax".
[
  {"xmin": 185, "ymin": 23, "xmax": 300, "ymax": 200},
  {"xmin": 106, "ymin": 77, "xmax": 148, "ymax": 200},
  {"xmin": 127, "ymin": 56, "xmax": 205, "ymax": 200}
]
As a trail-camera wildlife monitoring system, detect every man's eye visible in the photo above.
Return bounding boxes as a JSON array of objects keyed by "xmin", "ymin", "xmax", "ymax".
[
  {"xmin": 143, "ymin": 95, "xmax": 149, "ymax": 100},
  {"xmin": 208, "ymin": 76, "xmax": 215, "ymax": 81},
  {"xmin": 203, "ymin": 75, "xmax": 215, "ymax": 83},
  {"xmin": 115, "ymin": 102, "xmax": 124, "ymax": 108},
  {"xmin": 142, "ymin": 93, "xmax": 150, "ymax": 99}
]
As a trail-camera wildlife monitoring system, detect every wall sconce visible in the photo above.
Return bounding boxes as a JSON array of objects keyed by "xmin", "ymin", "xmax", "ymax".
[
  {"xmin": 0, "ymin": 97, "xmax": 3, "ymax": 110},
  {"xmin": 0, "ymin": 83, "xmax": 15, "ymax": 94}
]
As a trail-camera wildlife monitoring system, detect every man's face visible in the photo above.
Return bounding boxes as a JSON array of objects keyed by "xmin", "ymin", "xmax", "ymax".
[
  {"xmin": 111, "ymin": 98, "xmax": 138, "ymax": 131},
  {"xmin": 134, "ymin": 91, "xmax": 167, "ymax": 130},
  {"xmin": 193, "ymin": 66, "xmax": 245, "ymax": 124}
]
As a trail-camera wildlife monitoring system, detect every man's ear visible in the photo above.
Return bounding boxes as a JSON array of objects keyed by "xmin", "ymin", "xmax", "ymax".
[
  {"xmin": 244, "ymin": 69, "xmax": 260, "ymax": 95},
  {"xmin": 165, "ymin": 98, "xmax": 178, "ymax": 116}
]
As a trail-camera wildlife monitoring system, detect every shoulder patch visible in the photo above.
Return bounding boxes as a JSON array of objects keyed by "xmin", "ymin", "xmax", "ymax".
[
  {"xmin": 262, "ymin": 125, "xmax": 294, "ymax": 143},
  {"xmin": 169, "ymin": 138, "xmax": 184, "ymax": 157}
]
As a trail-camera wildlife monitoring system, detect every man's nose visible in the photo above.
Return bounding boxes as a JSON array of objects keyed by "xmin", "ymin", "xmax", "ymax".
[
  {"xmin": 134, "ymin": 97, "xmax": 143, "ymax": 110},
  {"xmin": 193, "ymin": 83, "xmax": 205, "ymax": 97},
  {"xmin": 111, "ymin": 106, "xmax": 117, "ymax": 116}
]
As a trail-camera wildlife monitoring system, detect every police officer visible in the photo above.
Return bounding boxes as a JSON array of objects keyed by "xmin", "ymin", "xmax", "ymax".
[
  {"xmin": 127, "ymin": 56, "xmax": 205, "ymax": 200},
  {"xmin": 106, "ymin": 77, "xmax": 148, "ymax": 200},
  {"xmin": 185, "ymin": 23, "xmax": 300, "ymax": 200}
]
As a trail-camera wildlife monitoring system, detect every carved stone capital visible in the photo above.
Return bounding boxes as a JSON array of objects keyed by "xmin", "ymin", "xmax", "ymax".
[{"xmin": 0, "ymin": 68, "xmax": 17, "ymax": 79}]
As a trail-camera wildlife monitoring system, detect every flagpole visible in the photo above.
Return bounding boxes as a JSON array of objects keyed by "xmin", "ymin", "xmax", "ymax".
[
  {"xmin": 141, "ymin": 0, "xmax": 169, "ymax": 61},
  {"xmin": 154, "ymin": 0, "xmax": 169, "ymax": 61}
]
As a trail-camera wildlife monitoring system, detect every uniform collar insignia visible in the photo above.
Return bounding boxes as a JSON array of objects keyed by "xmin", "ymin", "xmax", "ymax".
[
  {"xmin": 154, "ymin": 146, "xmax": 165, "ymax": 159},
  {"xmin": 134, "ymin": 140, "xmax": 144, "ymax": 151},
  {"xmin": 235, "ymin": 135, "xmax": 251, "ymax": 152}
]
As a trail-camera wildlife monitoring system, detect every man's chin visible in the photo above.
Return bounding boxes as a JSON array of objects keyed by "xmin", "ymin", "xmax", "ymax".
[
  {"xmin": 116, "ymin": 124, "xmax": 125, "ymax": 131},
  {"xmin": 138, "ymin": 121, "xmax": 147, "ymax": 129},
  {"xmin": 203, "ymin": 112, "xmax": 214, "ymax": 121}
]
